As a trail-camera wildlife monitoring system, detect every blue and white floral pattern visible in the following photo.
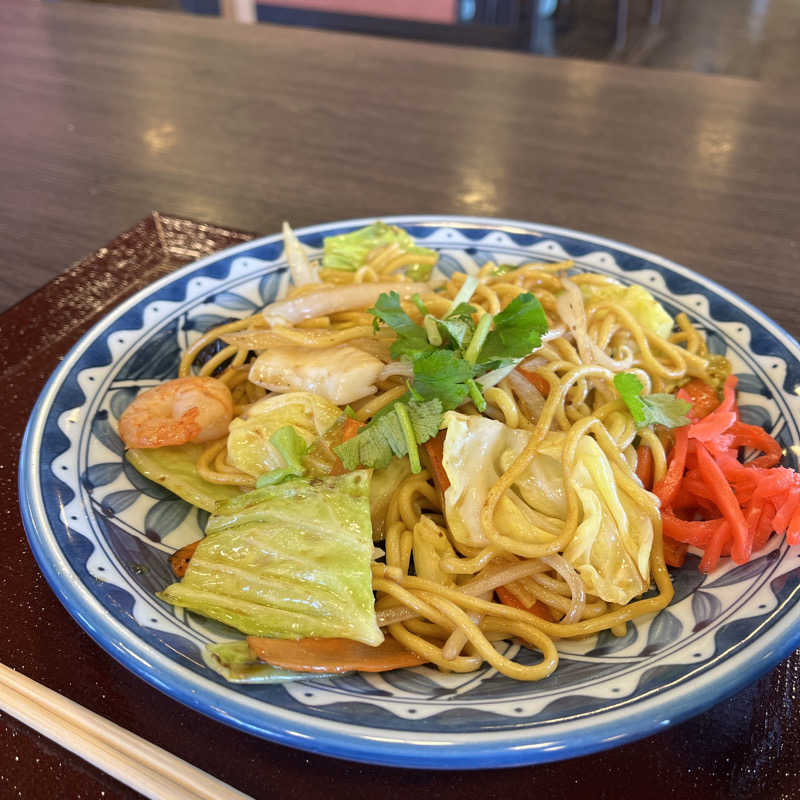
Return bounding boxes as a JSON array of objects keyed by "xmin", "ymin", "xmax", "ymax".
[{"xmin": 19, "ymin": 217, "xmax": 800, "ymax": 768}]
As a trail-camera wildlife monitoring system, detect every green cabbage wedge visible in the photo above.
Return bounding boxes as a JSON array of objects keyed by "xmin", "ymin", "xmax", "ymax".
[
  {"xmin": 158, "ymin": 471, "xmax": 383, "ymax": 645},
  {"xmin": 126, "ymin": 444, "xmax": 241, "ymax": 513}
]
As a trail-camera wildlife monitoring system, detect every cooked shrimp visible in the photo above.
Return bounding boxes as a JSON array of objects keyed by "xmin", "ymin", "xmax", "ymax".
[{"xmin": 118, "ymin": 376, "xmax": 234, "ymax": 449}]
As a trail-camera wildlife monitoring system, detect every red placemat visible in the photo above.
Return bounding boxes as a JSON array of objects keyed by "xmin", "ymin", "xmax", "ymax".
[{"xmin": 1, "ymin": 214, "xmax": 255, "ymax": 799}]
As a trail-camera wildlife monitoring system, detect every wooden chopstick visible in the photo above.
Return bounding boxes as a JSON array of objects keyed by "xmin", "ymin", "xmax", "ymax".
[{"xmin": 0, "ymin": 663, "xmax": 253, "ymax": 800}]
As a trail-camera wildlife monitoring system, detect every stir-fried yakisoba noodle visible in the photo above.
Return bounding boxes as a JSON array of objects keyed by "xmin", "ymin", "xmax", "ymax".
[{"xmin": 118, "ymin": 221, "xmax": 796, "ymax": 684}]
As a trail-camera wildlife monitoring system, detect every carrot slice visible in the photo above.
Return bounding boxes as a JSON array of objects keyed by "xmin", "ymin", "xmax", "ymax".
[
  {"xmin": 342, "ymin": 417, "xmax": 365, "ymax": 442},
  {"xmin": 517, "ymin": 367, "xmax": 550, "ymax": 398},
  {"xmin": 329, "ymin": 417, "xmax": 367, "ymax": 475},
  {"xmin": 169, "ymin": 540, "xmax": 200, "ymax": 578},
  {"xmin": 635, "ymin": 445, "xmax": 654, "ymax": 490},
  {"xmin": 423, "ymin": 430, "xmax": 450, "ymax": 492},
  {"xmin": 495, "ymin": 585, "xmax": 550, "ymax": 620},
  {"xmin": 246, "ymin": 636, "xmax": 426, "ymax": 674}
]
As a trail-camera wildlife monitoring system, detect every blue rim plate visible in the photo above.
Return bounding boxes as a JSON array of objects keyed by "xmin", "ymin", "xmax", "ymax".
[{"xmin": 19, "ymin": 216, "xmax": 800, "ymax": 769}]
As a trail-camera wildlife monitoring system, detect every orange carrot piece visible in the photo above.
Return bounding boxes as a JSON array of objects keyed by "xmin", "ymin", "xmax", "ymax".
[
  {"xmin": 329, "ymin": 417, "xmax": 366, "ymax": 475},
  {"xmin": 423, "ymin": 431, "xmax": 450, "ymax": 492},
  {"xmin": 661, "ymin": 536, "xmax": 688, "ymax": 568},
  {"xmin": 635, "ymin": 445, "xmax": 654, "ymax": 490},
  {"xmin": 342, "ymin": 417, "xmax": 365, "ymax": 442},
  {"xmin": 169, "ymin": 540, "xmax": 200, "ymax": 578},
  {"xmin": 517, "ymin": 367, "xmax": 550, "ymax": 398},
  {"xmin": 246, "ymin": 636, "xmax": 426, "ymax": 674},
  {"xmin": 495, "ymin": 585, "xmax": 550, "ymax": 620}
]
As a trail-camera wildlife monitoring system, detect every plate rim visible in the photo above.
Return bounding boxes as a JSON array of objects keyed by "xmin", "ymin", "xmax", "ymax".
[{"xmin": 18, "ymin": 214, "xmax": 800, "ymax": 769}]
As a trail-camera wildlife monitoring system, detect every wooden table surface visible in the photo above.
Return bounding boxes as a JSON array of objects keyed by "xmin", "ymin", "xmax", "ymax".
[{"xmin": 2, "ymin": 1, "xmax": 800, "ymax": 798}]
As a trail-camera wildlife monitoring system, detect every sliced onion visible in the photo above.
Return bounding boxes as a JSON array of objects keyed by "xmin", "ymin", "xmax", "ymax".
[
  {"xmin": 263, "ymin": 281, "xmax": 436, "ymax": 326},
  {"xmin": 378, "ymin": 361, "xmax": 414, "ymax": 381},
  {"xmin": 374, "ymin": 559, "xmax": 550, "ymax": 628},
  {"xmin": 556, "ymin": 277, "xmax": 632, "ymax": 370},
  {"xmin": 538, "ymin": 554, "xmax": 585, "ymax": 624},
  {"xmin": 441, "ymin": 591, "xmax": 492, "ymax": 661},
  {"xmin": 348, "ymin": 337, "xmax": 393, "ymax": 363},
  {"xmin": 506, "ymin": 369, "xmax": 546, "ymax": 420},
  {"xmin": 223, "ymin": 325, "xmax": 377, "ymax": 351},
  {"xmin": 282, "ymin": 221, "xmax": 319, "ymax": 286},
  {"xmin": 476, "ymin": 360, "xmax": 520, "ymax": 389}
]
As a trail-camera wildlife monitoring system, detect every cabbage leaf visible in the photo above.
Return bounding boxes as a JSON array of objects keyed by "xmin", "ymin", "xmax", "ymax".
[
  {"xmin": 582, "ymin": 283, "xmax": 674, "ymax": 339},
  {"xmin": 203, "ymin": 640, "xmax": 321, "ymax": 683},
  {"xmin": 126, "ymin": 444, "xmax": 240, "ymax": 513},
  {"xmin": 227, "ymin": 392, "xmax": 341, "ymax": 478},
  {"xmin": 158, "ymin": 471, "xmax": 383, "ymax": 645},
  {"xmin": 441, "ymin": 413, "xmax": 653, "ymax": 604},
  {"xmin": 323, "ymin": 221, "xmax": 437, "ymax": 277}
]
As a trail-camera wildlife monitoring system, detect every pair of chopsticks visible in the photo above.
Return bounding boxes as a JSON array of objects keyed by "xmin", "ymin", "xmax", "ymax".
[{"xmin": 0, "ymin": 663, "xmax": 253, "ymax": 800}]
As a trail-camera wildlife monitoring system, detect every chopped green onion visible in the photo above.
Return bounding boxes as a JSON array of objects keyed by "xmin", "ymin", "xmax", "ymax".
[
  {"xmin": 394, "ymin": 403, "xmax": 421, "ymax": 473},
  {"xmin": 464, "ymin": 313, "xmax": 493, "ymax": 364},
  {"xmin": 424, "ymin": 315, "xmax": 443, "ymax": 346},
  {"xmin": 406, "ymin": 380, "xmax": 424, "ymax": 402},
  {"xmin": 466, "ymin": 378, "xmax": 487, "ymax": 412},
  {"xmin": 411, "ymin": 293, "xmax": 428, "ymax": 316},
  {"xmin": 447, "ymin": 275, "xmax": 479, "ymax": 316}
]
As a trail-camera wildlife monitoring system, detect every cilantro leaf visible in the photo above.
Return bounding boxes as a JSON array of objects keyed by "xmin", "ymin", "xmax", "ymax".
[
  {"xmin": 334, "ymin": 399, "xmax": 443, "ymax": 472},
  {"xmin": 368, "ymin": 291, "xmax": 421, "ymax": 338},
  {"xmin": 438, "ymin": 317, "xmax": 474, "ymax": 350},
  {"xmin": 477, "ymin": 293, "xmax": 548, "ymax": 367},
  {"xmin": 407, "ymin": 398, "xmax": 444, "ymax": 442},
  {"xmin": 412, "ymin": 350, "xmax": 474, "ymax": 410},
  {"xmin": 613, "ymin": 372, "xmax": 647, "ymax": 424},
  {"xmin": 366, "ymin": 289, "xmax": 548, "ymax": 418},
  {"xmin": 447, "ymin": 302, "xmax": 478, "ymax": 320},
  {"xmin": 613, "ymin": 373, "xmax": 691, "ymax": 429},
  {"xmin": 437, "ymin": 302, "xmax": 477, "ymax": 349},
  {"xmin": 368, "ymin": 291, "xmax": 433, "ymax": 360}
]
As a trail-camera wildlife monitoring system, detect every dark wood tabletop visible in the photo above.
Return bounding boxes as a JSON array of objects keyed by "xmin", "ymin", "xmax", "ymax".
[{"xmin": 3, "ymin": 1, "xmax": 800, "ymax": 798}]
